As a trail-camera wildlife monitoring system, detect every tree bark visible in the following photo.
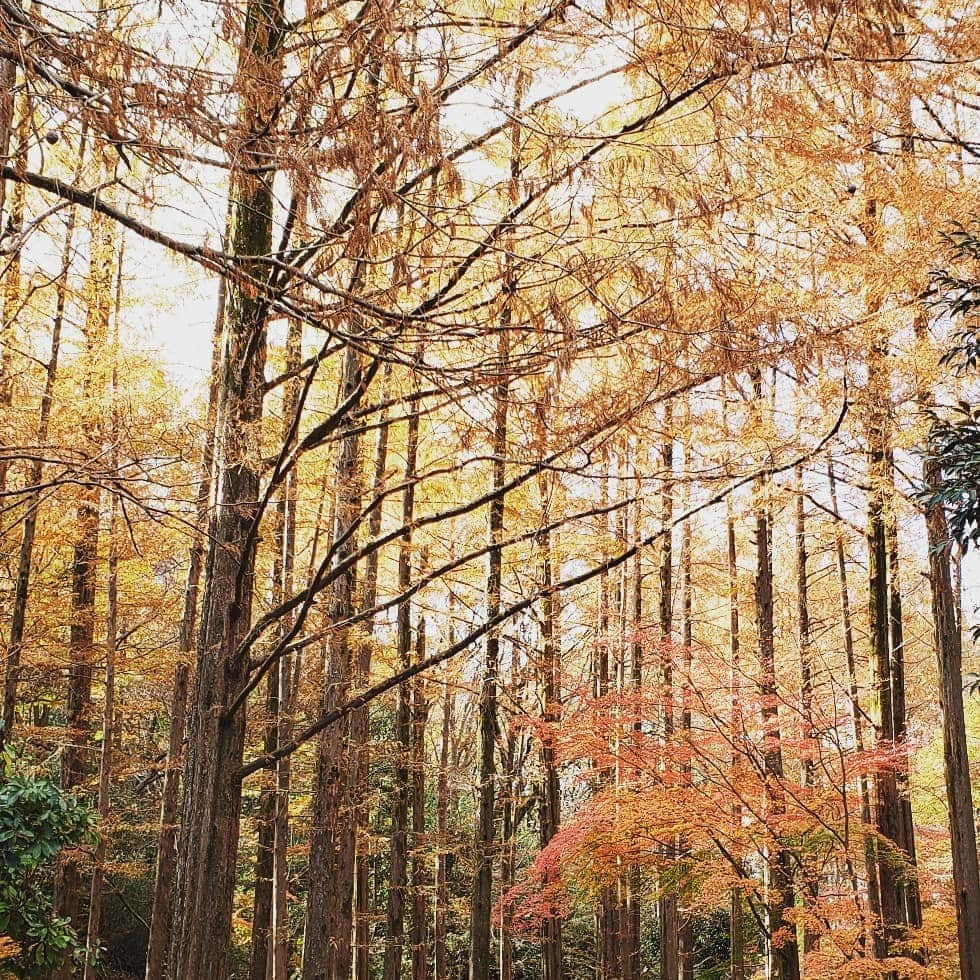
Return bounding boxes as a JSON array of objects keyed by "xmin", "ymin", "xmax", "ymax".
[
  {"xmin": 83, "ymin": 235, "xmax": 124, "ymax": 980},
  {"xmin": 146, "ymin": 266, "xmax": 224, "ymax": 975},
  {"xmin": 865, "ymin": 342, "xmax": 909, "ymax": 967},
  {"xmin": 916, "ymin": 320, "xmax": 980, "ymax": 979},
  {"xmin": 169, "ymin": 3, "xmax": 282, "ymax": 973},
  {"xmin": 410, "ymin": 619, "xmax": 429, "ymax": 980},
  {"xmin": 354, "ymin": 363, "xmax": 393, "ymax": 980},
  {"xmin": 827, "ymin": 453, "xmax": 879, "ymax": 956},
  {"xmin": 752, "ymin": 370, "xmax": 800, "ymax": 980},
  {"xmin": 538, "ymin": 480, "xmax": 563, "ymax": 980},
  {"xmin": 301, "ymin": 345, "xmax": 365, "ymax": 980},
  {"xmin": 469, "ymin": 324, "xmax": 509, "ymax": 980},
  {"xmin": 658, "ymin": 408, "xmax": 679, "ymax": 980},
  {"xmin": 434, "ymin": 619, "xmax": 454, "ymax": 980},
  {"xmin": 383, "ymin": 382, "xmax": 422, "ymax": 980}
]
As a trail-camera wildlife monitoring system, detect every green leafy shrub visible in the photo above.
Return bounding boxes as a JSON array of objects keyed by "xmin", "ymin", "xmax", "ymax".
[{"xmin": 0, "ymin": 747, "xmax": 96, "ymax": 977}]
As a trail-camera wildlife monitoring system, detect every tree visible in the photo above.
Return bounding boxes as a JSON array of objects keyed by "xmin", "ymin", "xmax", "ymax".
[{"xmin": 919, "ymin": 222, "xmax": 980, "ymax": 979}]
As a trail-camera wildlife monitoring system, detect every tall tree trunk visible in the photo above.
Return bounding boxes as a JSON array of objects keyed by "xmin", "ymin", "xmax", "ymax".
[
  {"xmin": 410, "ymin": 619, "xmax": 430, "ymax": 980},
  {"xmin": 271, "ymin": 317, "xmax": 304, "ymax": 980},
  {"xmin": 921, "ymin": 459, "xmax": 980, "ymax": 978},
  {"xmin": 658, "ymin": 407, "xmax": 678, "ymax": 980},
  {"xmin": 794, "ymin": 454, "xmax": 820, "ymax": 956},
  {"xmin": 145, "ymin": 270, "xmax": 224, "ymax": 980},
  {"xmin": 169, "ymin": 3, "xmax": 282, "ymax": 972},
  {"xmin": 594, "ymin": 460, "xmax": 618, "ymax": 980},
  {"xmin": 865, "ymin": 341, "xmax": 908, "ymax": 968},
  {"xmin": 434, "ymin": 611, "xmax": 455, "ymax": 980},
  {"xmin": 827, "ymin": 454, "xmax": 879, "ymax": 956},
  {"xmin": 301, "ymin": 345, "xmax": 365, "ymax": 980},
  {"xmin": 383, "ymin": 384, "xmax": 422, "ymax": 980},
  {"xmin": 0, "ymin": 122, "xmax": 86, "ymax": 745},
  {"xmin": 752, "ymin": 369, "xmax": 800, "ymax": 980},
  {"xmin": 83, "ymin": 237, "xmax": 124, "ymax": 979},
  {"xmin": 0, "ymin": 87, "xmax": 26, "ymax": 500},
  {"xmin": 469, "ymin": 324, "xmax": 509, "ymax": 980},
  {"xmin": 83, "ymin": 492, "xmax": 118, "ymax": 980},
  {"xmin": 53, "ymin": 183, "xmax": 117, "ymax": 973},
  {"xmin": 538, "ymin": 496, "xmax": 563, "ymax": 980},
  {"xmin": 251, "ymin": 314, "xmax": 303, "ymax": 980},
  {"xmin": 353, "ymin": 364, "xmax": 393, "ymax": 980},
  {"xmin": 679, "ymin": 501, "xmax": 694, "ymax": 980},
  {"xmin": 884, "ymin": 450, "xmax": 922, "ymax": 931},
  {"xmin": 725, "ymin": 481, "xmax": 745, "ymax": 980},
  {"xmin": 917, "ymin": 323, "xmax": 980, "ymax": 979}
]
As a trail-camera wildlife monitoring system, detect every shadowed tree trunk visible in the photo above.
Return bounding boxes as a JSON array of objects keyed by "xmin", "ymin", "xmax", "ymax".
[
  {"xmin": 538, "ymin": 474, "xmax": 563, "ymax": 980},
  {"xmin": 469, "ymin": 323, "xmax": 509, "ymax": 980},
  {"xmin": 301, "ymin": 345, "xmax": 365, "ymax": 980},
  {"xmin": 865, "ymin": 340, "xmax": 909, "ymax": 970},
  {"xmin": 722, "ymin": 380, "xmax": 746, "ymax": 980},
  {"xmin": 383, "ymin": 380, "xmax": 422, "ymax": 980},
  {"xmin": 434, "ymin": 605, "xmax": 456, "ymax": 980},
  {"xmin": 168, "ymin": 3, "xmax": 282, "ymax": 973},
  {"xmin": 751, "ymin": 369, "xmax": 800, "ymax": 980},
  {"xmin": 410, "ymin": 618, "xmax": 430, "ymax": 980},
  {"xmin": 354, "ymin": 364, "xmax": 393, "ymax": 980},
  {"xmin": 794, "ymin": 451, "xmax": 820, "ymax": 956},
  {"xmin": 251, "ymin": 313, "xmax": 303, "ymax": 980},
  {"xmin": 658, "ymin": 405, "xmax": 679, "ymax": 980},
  {"xmin": 884, "ymin": 449, "xmax": 923, "ymax": 932}
]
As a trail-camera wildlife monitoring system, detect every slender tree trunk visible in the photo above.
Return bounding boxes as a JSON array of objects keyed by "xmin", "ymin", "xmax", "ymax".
[
  {"xmin": 434, "ymin": 622, "xmax": 454, "ymax": 980},
  {"xmin": 53, "ymin": 185, "xmax": 117, "ymax": 973},
  {"xmin": 538, "ymin": 498, "xmax": 563, "ymax": 980},
  {"xmin": 721, "ymin": 379, "xmax": 746, "ymax": 980},
  {"xmin": 884, "ymin": 451, "xmax": 922, "ymax": 931},
  {"xmin": 921, "ymin": 458, "xmax": 980, "ymax": 978},
  {"xmin": 751, "ymin": 370, "xmax": 800, "ymax": 980},
  {"xmin": 384, "ymin": 386, "xmax": 422, "ymax": 980},
  {"xmin": 499, "ymin": 707, "xmax": 519, "ymax": 980},
  {"xmin": 725, "ymin": 482, "xmax": 745, "ymax": 980},
  {"xmin": 0, "ymin": 124, "xmax": 86, "ymax": 744},
  {"xmin": 82, "ymin": 237, "xmax": 124, "ymax": 979},
  {"xmin": 353, "ymin": 364, "xmax": 393, "ymax": 980},
  {"xmin": 272, "ymin": 317, "xmax": 304, "ymax": 980},
  {"xmin": 469, "ymin": 324, "xmax": 509, "ymax": 980},
  {"xmin": 658, "ymin": 408, "xmax": 678, "ymax": 980},
  {"xmin": 169, "ymin": 3, "xmax": 282, "ymax": 972},
  {"xmin": 827, "ymin": 454, "xmax": 879, "ymax": 955},
  {"xmin": 83, "ymin": 492, "xmax": 118, "ymax": 980},
  {"xmin": 301, "ymin": 345, "xmax": 364, "ymax": 980},
  {"xmin": 594, "ymin": 460, "xmax": 618, "ymax": 980},
  {"xmin": 679, "ymin": 504, "xmax": 694, "ymax": 980},
  {"xmin": 0, "ymin": 55, "xmax": 16, "ymax": 222},
  {"xmin": 0, "ymin": 88, "xmax": 26, "ymax": 500},
  {"xmin": 251, "ymin": 314, "xmax": 303, "ymax": 980},
  {"xmin": 794, "ymin": 457, "xmax": 820, "ymax": 956},
  {"xmin": 410, "ymin": 619, "xmax": 429, "ymax": 980},
  {"xmin": 865, "ymin": 343, "xmax": 908, "ymax": 968}
]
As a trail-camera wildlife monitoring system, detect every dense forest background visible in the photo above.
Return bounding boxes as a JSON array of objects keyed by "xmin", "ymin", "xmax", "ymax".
[{"xmin": 1, "ymin": 0, "xmax": 980, "ymax": 977}]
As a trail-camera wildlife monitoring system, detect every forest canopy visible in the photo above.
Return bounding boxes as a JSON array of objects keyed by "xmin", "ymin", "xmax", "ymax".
[{"xmin": 0, "ymin": 0, "xmax": 979, "ymax": 978}]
